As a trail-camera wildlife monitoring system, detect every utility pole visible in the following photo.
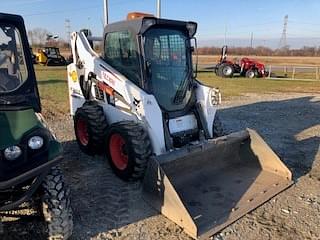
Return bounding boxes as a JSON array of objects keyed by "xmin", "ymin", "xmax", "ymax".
[
  {"xmin": 103, "ymin": 0, "xmax": 109, "ymax": 26},
  {"xmin": 250, "ymin": 32, "xmax": 253, "ymax": 48},
  {"xmin": 65, "ymin": 19, "xmax": 71, "ymax": 47},
  {"xmin": 157, "ymin": 0, "xmax": 161, "ymax": 18},
  {"xmin": 224, "ymin": 24, "xmax": 227, "ymax": 45}
]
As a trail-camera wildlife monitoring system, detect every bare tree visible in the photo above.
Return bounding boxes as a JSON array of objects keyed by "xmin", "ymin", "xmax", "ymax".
[
  {"xmin": 31, "ymin": 28, "xmax": 50, "ymax": 47},
  {"xmin": 27, "ymin": 30, "xmax": 34, "ymax": 46}
]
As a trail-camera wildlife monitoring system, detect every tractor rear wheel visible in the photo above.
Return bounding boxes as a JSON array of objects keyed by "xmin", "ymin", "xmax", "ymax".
[
  {"xmin": 219, "ymin": 64, "xmax": 234, "ymax": 78},
  {"xmin": 246, "ymin": 69, "xmax": 257, "ymax": 78},
  {"xmin": 74, "ymin": 101, "xmax": 108, "ymax": 155},
  {"xmin": 41, "ymin": 167, "xmax": 73, "ymax": 240},
  {"xmin": 106, "ymin": 121, "xmax": 152, "ymax": 181}
]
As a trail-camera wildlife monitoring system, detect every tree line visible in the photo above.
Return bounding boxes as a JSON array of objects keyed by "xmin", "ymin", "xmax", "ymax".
[
  {"xmin": 27, "ymin": 28, "xmax": 69, "ymax": 49},
  {"xmin": 198, "ymin": 46, "xmax": 320, "ymax": 57},
  {"xmin": 27, "ymin": 28, "xmax": 320, "ymax": 57}
]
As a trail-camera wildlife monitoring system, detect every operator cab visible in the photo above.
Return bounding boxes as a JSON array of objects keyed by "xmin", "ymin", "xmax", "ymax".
[
  {"xmin": 103, "ymin": 16, "xmax": 197, "ymax": 114},
  {"xmin": 0, "ymin": 13, "xmax": 40, "ymax": 111},
  {"xmin": 43, "ymin": 47, "xmax": 60, "ymax": 59}
]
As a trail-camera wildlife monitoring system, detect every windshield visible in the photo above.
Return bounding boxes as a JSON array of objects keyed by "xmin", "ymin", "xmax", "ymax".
[
  {"xmin": 144, "ymin": 28, "xmax": 192, "ymax": 112},
  {"xmin": 0, "ymin": 23, "xmax": 27, "ymax": 93},
  {"xmin": 45, "ymin": 48, "xmax": 59, "ymax": 58}
]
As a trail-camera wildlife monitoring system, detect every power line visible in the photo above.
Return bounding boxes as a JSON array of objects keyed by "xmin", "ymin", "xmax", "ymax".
[
  {"xmin": 289, "ymin": 20, "xmax": 320, "ymax": 27},
  {"xmin": 24, "ymin": 5, "xmax": 101, "ymax": 17},
  {"xmin": 200, "ymin": 21, "xmax": 282, "ymax": 33},
  {"xmin": 233, "ymin": 21, "xmax": 282, "ymax": 29},
  {"xmin": 24, "ymin": 1, "xmax": 129, "ymax": 17}
]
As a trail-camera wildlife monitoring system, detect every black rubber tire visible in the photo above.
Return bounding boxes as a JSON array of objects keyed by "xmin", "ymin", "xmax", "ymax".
[
  {"xmin": 219, "ymin": 64, "xmax": 234, "ymax": 78},
  {"xmin": 212, "ymin": 113, "xmax": 225, "ymax": 138},
  {"xmin": 60, "ymin": 56, "xmax": 67, "ymax": 66},
  {"xmin": 41, "ymin": 167, "xmax": 73, "ymax": 240},
  {"xmin": 106, "ymin": 121, "xmax": 152, "ymax": 181},
  {"xmin": 246, "ymin": 69, "xmax": 257, "ymax": 78},
  {"xmin": 217, "ymin": 64, "xmax": 224, "ymax": 77},
  {"xmin": 74, "ymin": 101, "xmax": 108, "ymax": 155},
  {"xmin": 46, "ymin": 59, "xmax": 52, "ymax": 66},
  {"xmin": 214, "ymin": 64, "xmax": 221, "ymax": 76}
]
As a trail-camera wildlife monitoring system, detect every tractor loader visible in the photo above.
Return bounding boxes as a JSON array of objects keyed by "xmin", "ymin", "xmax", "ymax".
[
  {"xmin": 215, "ymin": 45, "xmax": 267, "ymax": 78},
  {"xmin": 67, "ymin": 13, "xmax": 293, "ymax": 239}
]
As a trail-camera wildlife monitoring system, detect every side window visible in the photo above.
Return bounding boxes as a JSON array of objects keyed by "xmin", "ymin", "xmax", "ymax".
[
  {"xmin": 104, "ymin": 31, "xmax": 141, "ymax": 86},
  {"xmin": 0, "ymin": 24, "xmax": 28, "ymax": 92}
]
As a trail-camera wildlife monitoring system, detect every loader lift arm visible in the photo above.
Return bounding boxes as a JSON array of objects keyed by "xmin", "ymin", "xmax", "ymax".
[{"xmin": 69, "ymin": 30, "xmax": 167, "ymax": 155}]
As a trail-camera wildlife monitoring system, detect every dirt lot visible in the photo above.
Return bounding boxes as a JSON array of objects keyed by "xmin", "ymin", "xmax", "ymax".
[{"xmin": 1, "ymin": 92, "xmax": 320, "ymax": 240}]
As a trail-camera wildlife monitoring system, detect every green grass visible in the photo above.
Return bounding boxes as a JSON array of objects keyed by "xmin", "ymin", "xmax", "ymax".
[
  {"xmin": 34, "ymin": 66, "xmax": 320, "ymax": 117},
  {"xmin": 198, "ymin": 72, "xmax": 320, "ymax": 98},
  {"xmin": 35, "ymin": 65, "xmax": 68, "ymax": 117}
]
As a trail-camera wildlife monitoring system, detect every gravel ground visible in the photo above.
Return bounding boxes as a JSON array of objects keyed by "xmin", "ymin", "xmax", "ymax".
[{"xmin": 1, "ymin": 92, "xmax": 320, "ymax": 240}]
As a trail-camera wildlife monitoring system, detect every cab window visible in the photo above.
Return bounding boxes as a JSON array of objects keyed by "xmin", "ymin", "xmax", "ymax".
[
  {"xmin": 0, "ymin": 23, "xmax": 27, "ymax": 92},
  {"xmin": 104, "ymin": 31, "xmax": 141, "ymax": 86}
]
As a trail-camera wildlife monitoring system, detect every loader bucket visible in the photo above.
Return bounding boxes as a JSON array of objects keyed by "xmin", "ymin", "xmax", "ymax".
[{"xmin": 143, "ymin": 129, "xmax": 293, "ymax": 239}]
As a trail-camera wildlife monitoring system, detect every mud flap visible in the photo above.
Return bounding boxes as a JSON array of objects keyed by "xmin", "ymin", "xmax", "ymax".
[{"xmin": 143, "ymin": 129, "xmax": 293, "ymax": 239}]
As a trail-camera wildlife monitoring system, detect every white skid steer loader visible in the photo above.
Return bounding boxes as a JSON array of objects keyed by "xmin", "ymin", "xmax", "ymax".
[{"xmin": 67, "ymin": 13, "xmax": 293, "ymax": 239}]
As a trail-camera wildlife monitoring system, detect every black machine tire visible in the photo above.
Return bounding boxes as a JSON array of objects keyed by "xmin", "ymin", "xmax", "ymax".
[
  {"xmin": 214, "ymin": 64, "xmax": 221, "ymax": 76},
  {"xmin": 46, "ymin": 59, "xmax": 53, "ymax": 66},
  {"xmin": 60, "ymin": 56, "xmax": 67, "ymax": 66},
  {"xmin": 219, "ymin": 64, "xmax": 234, "ymax": 78},
  {"xmin": 212, "ymin": 113, "xmax": 225, "ymax": 137},
  {"xmin": 74, "ymin": 101, "xmax": 108, "ymax": 155},
  {"xmin": 106, "ymin": 121, "xmax": 152, "ymax": 181},
  {"xmin": 41, "ymin": 167, "xmax": 73, "ymax": 240},
  {"xmin": 246, "ymin": 69, "xmax": 257, "ymax": 78},
  {"xmin": 217, "ymin": 64, "xmax": 224, "ymax": 77}
]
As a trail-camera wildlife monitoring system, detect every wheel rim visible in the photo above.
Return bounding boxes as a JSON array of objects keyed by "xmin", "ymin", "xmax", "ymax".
[
  {"xmin": 76, "ymin": 118, "xmax": 89, "ymax": 146},
  {"xmin": 248, "ymin": 71, "xmax": 255, "ymax": 78},
  {"xmin": 109, "ymin": 133, "xmax": 128, "ymax": 170},
  {"xmin": 223, "ymin": 66, "xmax": 232, "ymax": 75}
]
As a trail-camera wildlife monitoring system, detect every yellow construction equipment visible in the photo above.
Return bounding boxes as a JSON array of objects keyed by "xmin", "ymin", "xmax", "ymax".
[{"xmin": 36, "ymin": 47, "xmax": 66, "ymax": 66}]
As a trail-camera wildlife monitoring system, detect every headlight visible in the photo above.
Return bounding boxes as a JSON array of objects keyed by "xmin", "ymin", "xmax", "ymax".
[
  {"xmin": 210, "ymin": 88, "xmax": 221, "ymax": 105},
  {"xmin": 28, "ymin": 136, "xmax": 44, "ymax": 150},
  {"xmin": 4, "ymin": 146, "xmax": 22, "ymax": 161}
]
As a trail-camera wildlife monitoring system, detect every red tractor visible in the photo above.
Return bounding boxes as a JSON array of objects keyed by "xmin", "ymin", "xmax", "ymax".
[{"xmin": 215, "ymin": 45, "xmax": 267, "ymax": 78}]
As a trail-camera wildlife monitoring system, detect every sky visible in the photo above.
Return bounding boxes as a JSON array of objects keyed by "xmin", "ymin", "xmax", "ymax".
[{"xmin": 2, "ymin": 0, "xmax": 320, "ymax": 48}]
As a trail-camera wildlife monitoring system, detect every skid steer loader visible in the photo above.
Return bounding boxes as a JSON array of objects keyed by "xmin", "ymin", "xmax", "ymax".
[{"xmin": 67, "ymin": 13, "xmax": 293, "ymax": 239}]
